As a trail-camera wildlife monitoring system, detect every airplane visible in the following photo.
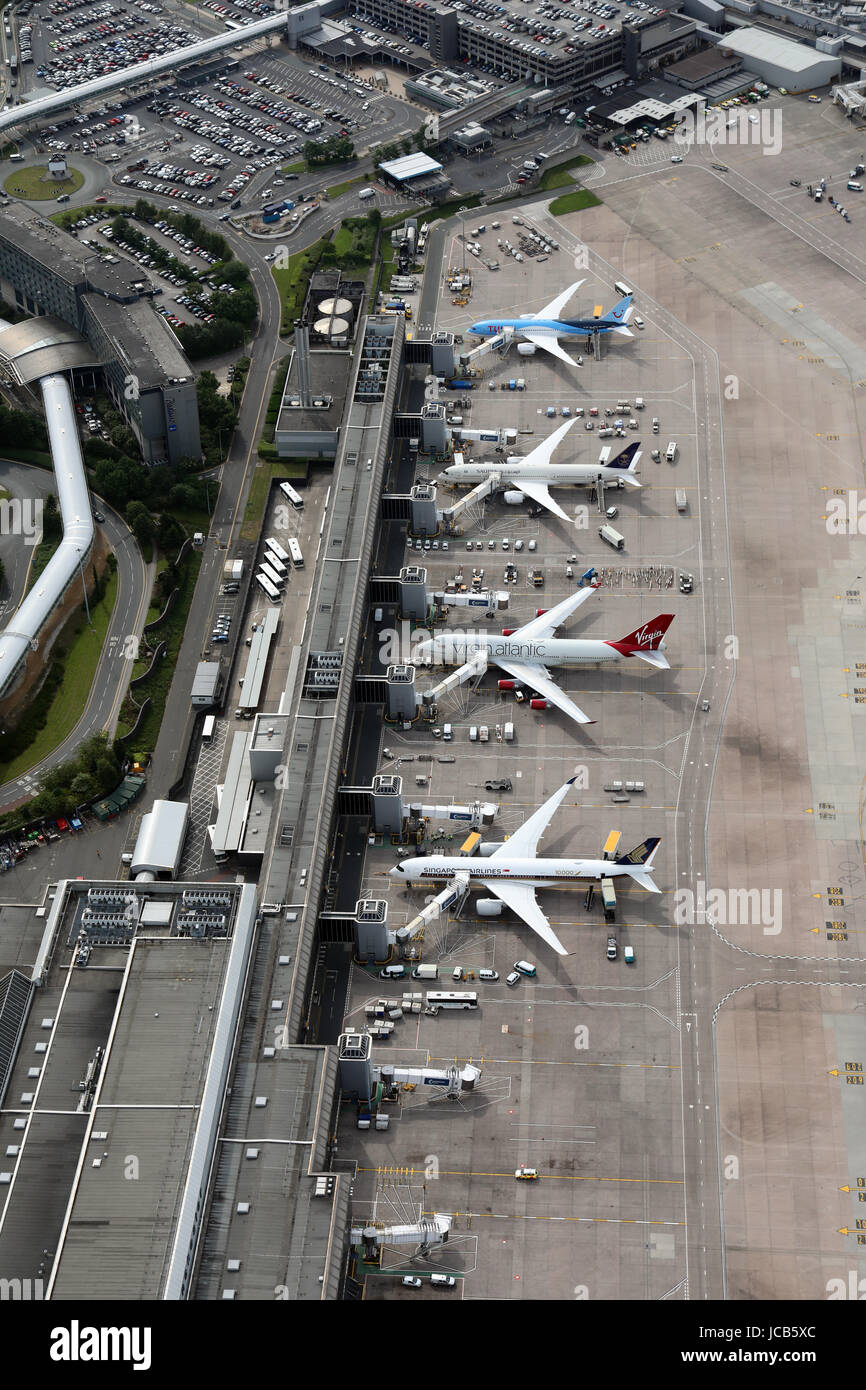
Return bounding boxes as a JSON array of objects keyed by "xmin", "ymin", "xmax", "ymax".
[
  {"xmin": 413, "ymin": 585, "xmax": 674, "ymax": 728},
  {"xmin": 468, "ymin": 282, "xmax": 634, "ymax": 366},
  {"xmin": 389, "ymin": 776, "xmax": 662, "ymax": 956},
  {"xmin": 440, "ymin": 418, "xmax": 641, "ymax": 522}
]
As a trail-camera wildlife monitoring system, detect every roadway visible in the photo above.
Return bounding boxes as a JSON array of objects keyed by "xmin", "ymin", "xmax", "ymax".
[
  {"xmin": 0, "ymin": 459, "xmax": 57, "ymax": 619},
  {"xmin": 0, "ymin": 492, "xmax": 148, "ymax": 810}
]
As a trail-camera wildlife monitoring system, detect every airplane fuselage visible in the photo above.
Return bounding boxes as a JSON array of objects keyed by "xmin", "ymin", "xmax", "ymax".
[
  {"xmin": 471, "ymin": 317, "xmax": 598, "ymax": 339},
  {"xmin": 445, "ymin": 461, "xmax": 635, "ymax": 487},
  {"xmin": 415, "ymin": 635, "xmax": 653, "ymax": 667},
  {"xmin": 395, "ymin": 856, "xmax": 631, "ymax": 883}
]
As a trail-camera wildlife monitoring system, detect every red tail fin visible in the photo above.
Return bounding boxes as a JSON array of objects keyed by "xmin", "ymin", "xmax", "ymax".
[{"xmin": 606, "ymin": 614, "xmax": 675, "ymax": 655}]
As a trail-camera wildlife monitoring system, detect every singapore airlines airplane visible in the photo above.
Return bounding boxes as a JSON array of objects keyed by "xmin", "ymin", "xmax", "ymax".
[
  {"xmin": 441, "ymin": 418, "xmax": 642, "ymax": 522},
  {"xmin": 414, "ymin": 585, "xmax": 675, "ymax": 727},
  {"xmin": 390, "ymin": 777, "xmax": 662, "ymax": 956},
  {"xmin": 468, "ymin": 282, "xmax": 634, "ymax": 366}
]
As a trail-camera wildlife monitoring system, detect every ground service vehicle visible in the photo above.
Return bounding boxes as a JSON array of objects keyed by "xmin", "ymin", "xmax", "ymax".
[{"xmin": 599, "ymin": 524, "xmax": 625, "ymax": 550}]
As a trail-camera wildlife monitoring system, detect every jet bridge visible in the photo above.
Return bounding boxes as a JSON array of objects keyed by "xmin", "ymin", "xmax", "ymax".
[
  {"xmin": 420, "ymin": 649, "xmax": 487, "ymax": 706},
  {"xmin": 458, "ymin": 331, "xmax": 511, "ymax": 368},
  {"xmin": 351, "ymin": 1216, "xmax": 453, "ymax": 1258},
  {"xmin": 395, "ymin": 871, "xmax": 471, "ymax": 943},
  {"xmin": 437, "ymin": 465, "xmax": 499, "ymax": 527}
]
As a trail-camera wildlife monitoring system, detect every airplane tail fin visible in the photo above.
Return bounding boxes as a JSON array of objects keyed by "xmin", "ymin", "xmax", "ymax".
[
  {"xmin": 616, "ymin": 836, "xmax": 661, "ymax": 891},
  {"xmin": 606, "ymin": 442, "xmax": 641, "ymax": 483},
  {"xmin": 602, "ymin": 294, "xmax": 633, "ymax": 326},
  {"xmin": 605, "ymin": 614, "xmax": 675, "ymax": 659}
]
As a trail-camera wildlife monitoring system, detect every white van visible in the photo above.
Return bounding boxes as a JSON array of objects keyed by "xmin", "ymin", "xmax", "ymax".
[
  {"xmin": 442, "ymin": 723, "xmax": 453, "ymax": 741},
  {"xmin": 430, "ymin": 1274, "xmax": 456, "ymax": 1287},
  {"xmin": 379, "ymin": 964, "xmax": 406, "ymax": 979},
  {"xmin": 614, "ymin": 280, "xmax": 632, "ymax": 297},
  {"xmin": 666, "ymin": 441, "xmax": 678, "ymax": 463},
  {"xmin": 675, "ymin": 488, "xmax": 687, "ymax": 512},
  {"xmin": 847, "ymin": 180, "xmax": 863, "ymax": 192},
  {"xmin": 478, "ymin": 725, "xmax": 489, "ymax": 742},
  {"xmin": 469, "ymin": 725, "xmax": 478, "ymax": 742}
]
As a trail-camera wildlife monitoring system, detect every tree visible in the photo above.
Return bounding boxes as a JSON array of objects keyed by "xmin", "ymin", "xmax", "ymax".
[{"xmin": 133, "ymin": 513, "xmax": 154, "ymax": 551}]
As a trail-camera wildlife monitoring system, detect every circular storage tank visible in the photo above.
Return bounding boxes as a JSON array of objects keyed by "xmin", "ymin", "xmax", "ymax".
[
  {"xmin": 317, "ymin": 296, "xmax": 354, "ymax": 321},
  {"xmin": 327, "ymin": 317, "xmax": 350, "ymax": 339}
]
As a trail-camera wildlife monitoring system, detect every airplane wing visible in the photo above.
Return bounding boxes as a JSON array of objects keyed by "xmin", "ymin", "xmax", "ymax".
[
  {"xmin": 521, "ymin": 330, "xmax": 577, "ymax": 367},
  {"xmin": 479, "ymin": 877, "xmax": 569, "ymax": 956},
  {"xmin": 536, "ymin": 280, "xmax": 584, "ymax": 322},
  {"xmin": 515, "ymin": 417, "xmax": 577, "ymax": 469},
  {"xmin": 510, "ymin": 478, "xmax": 571, "ymax": 522},
  {"xmin": 514, "ymin": 584, "xmax": 598, "ymax": 641},
  {"xmin": 496, "ymin": 660, "xmax": 595, "ymax": 726},
  {"xmin": 490, "ymin": 776, "xmax": 578, "ymax": 859}
]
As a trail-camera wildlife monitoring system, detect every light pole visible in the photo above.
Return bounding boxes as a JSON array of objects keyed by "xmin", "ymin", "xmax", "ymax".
[
  {"xmin": 76, "ymin": 548, "xmax": 92, "ymax": 626},
  {"xmin": 458, "ymin": 204, "xmax": 468, "ymax": 277}
]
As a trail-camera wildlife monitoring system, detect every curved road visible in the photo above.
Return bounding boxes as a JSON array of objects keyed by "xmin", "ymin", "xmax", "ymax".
[{"xmin": 0, "ymin": 489, "xmax": 147, "ymax": 808}]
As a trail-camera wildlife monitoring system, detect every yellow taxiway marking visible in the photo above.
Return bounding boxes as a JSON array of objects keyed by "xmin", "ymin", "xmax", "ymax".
[{"xmin": 364, "ymin": 1166, "xmax": 683, "ymax": 1186}]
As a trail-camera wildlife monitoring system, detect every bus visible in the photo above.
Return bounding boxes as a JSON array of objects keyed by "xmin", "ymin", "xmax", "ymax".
[
  {"xmin": 425, "ymin": 992, "xmax": 478, "ymax": 1013},
  {"xmin": 263, "ymin": 551, "xmax": 287, "ymax": 579},
  {"xmin": 259, "ymin": 561, "xmax": 286, "ymax": 591},
  {"xmin": 288, "ymin": 538, "xmax": 304, "ymax": 569},
  {"xmin": 536, "ymin": 151, "xmax": 550, "ymax": 162},
  {"xmin": 280, "ymin": 481, "xmax": 304, "ymax": 510},
  {"xmin": 224, "ymin": 17, "xmax": 243, "ymax": 28},
  {"xmin": 256, "ymin": 572, "xmax": 280, "ymax": 601},
  {"xmin": 265, "ymin": 536, "xmax": 290, "ymax": 565},
  {"xmin": 202, "ymin": 714, "xmax": 216, "ymax": 743}
]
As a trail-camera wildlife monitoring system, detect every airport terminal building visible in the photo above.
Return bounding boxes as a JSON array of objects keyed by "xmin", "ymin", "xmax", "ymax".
[{"xmin": 0, "ymin": 205, "xmax": 200, "ymax": 464}]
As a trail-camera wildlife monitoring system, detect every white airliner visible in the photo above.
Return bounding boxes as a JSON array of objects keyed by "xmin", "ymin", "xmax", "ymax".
[
  {"xmin": 414, "ymin": 585, "xmax": 674, "ymax": 727},
  {"xmin": 441, "ymin": 418, "xmax": 642, "ymax": 522},
  {"xmin": 389, "ymin": 777, "xmax": 662, "ymax": 955},
  {"xmin": 469, "ymin": 282, "xmax": 634, "ymax": 366}
]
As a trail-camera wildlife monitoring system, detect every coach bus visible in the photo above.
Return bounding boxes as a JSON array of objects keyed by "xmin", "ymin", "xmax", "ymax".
[
  {"xmin": 264, "ymin": 536, "xmax": 290, "ymax": 565},
  {"xmin": 256, "ymin": 572, "xmax": 280, "ymax": 602},
  {"xmin": 280, "ymin": 481, "xmax": 304, "ymax": 510},
  {"xmin": 259, "ymin": 561, "xmax": 286, "ymax": 591},
  {"xmin": 288, "ymin": 538, "xmax": 304, "ymax": 569},
  {"xmin": 425, "ymin": 991, "xmax": 478, "ymax": 1013}
]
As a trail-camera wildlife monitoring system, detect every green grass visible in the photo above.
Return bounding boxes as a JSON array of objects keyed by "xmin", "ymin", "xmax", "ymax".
[
  {"xmin": 0, "ymin": 447, "xmax": 52, "ymax": 469},
  {"xmin": 25, "ymin": 536, "xmax": 61, "ymax": 592},
  {"xmin": 326, "ymin": 174, "xmax": 367, "ymax": 199},
  {"xmin": 282, "ymin": 160, "xmax": 305, "ymax": 175},
  {"xmin": 117, "ymin": 553, "xmax": 201, "ymax": 753},
  {"xmin": 272, "ymin": 236, "xmax": 329, "ymax": 332},
  {"xmin": 0, "ymin": 570, "xmax": 118, "ymax": 785},
  {"xmin": 376, "ymin": 236, "xmax": 396, "ymax": 299},
  {"xmin": 549, "ymin": 189, "xmax": 602, "ymax": 217},
  {"xmin": 4, "ymin": 165, "xmax": 84, "ymax": 200},
  {"xmin": 536, "ymin": 154, "xmax": 594, "ymax": 193}
]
